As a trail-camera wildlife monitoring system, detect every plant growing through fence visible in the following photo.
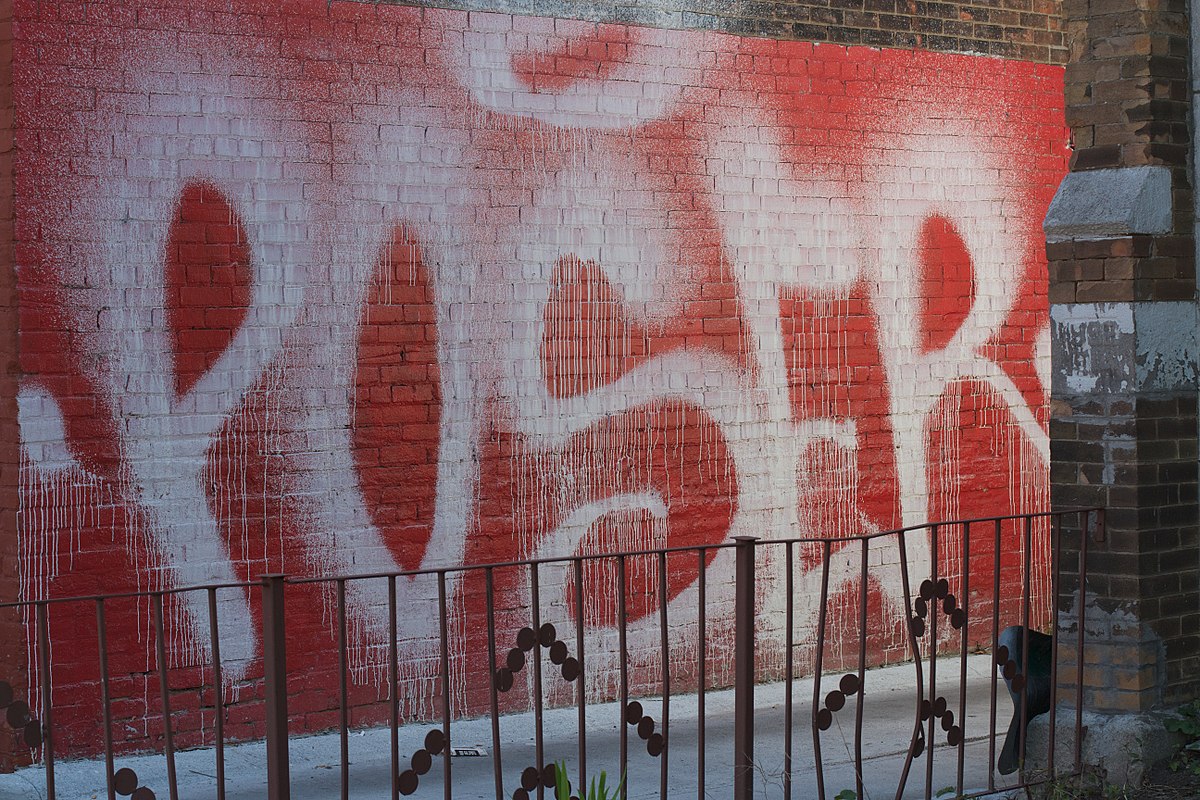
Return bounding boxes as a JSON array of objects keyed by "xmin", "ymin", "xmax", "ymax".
[{"xmin": 553, "ymin": 759, "xmax": 626, "ymax": 800}]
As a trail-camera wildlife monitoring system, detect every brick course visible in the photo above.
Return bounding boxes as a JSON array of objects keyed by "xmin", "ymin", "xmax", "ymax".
[
  {"xmin": 1047, "ymin": 235, "xmax": 1195, "ymax": 303},
  {"xmin": 366, "ymin": 0, "xmax": 1067, "ymax": 63}
]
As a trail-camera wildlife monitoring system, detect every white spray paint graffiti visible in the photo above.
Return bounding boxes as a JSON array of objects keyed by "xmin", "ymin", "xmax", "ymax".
[{"xmin": 16, "ymin": 7, "xmax": 1056, "ymax": 712}]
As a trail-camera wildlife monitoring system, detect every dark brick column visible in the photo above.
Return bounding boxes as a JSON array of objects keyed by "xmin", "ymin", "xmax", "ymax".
[{"xmin": 1047, "ymin": 0, "xmax": 1198, "ymax": 713}]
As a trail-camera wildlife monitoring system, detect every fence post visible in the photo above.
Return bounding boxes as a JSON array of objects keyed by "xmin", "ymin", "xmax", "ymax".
[
  {"xmin": 261, "ymin": 574, "xmax": 290, "ymax": 800},
  {"xmin": 733, "ymin": 536, "xmax": 758, "ymax": 800}
]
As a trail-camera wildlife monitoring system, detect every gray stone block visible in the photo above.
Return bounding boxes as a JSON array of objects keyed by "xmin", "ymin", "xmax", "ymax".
[
  {"xmin": 1044, "ymin": 166, "xmax": 1174, "ymax": 242},
  {"xmin": 1024, "ymin": 705, "xmax": 1182, "ymax": 788}
]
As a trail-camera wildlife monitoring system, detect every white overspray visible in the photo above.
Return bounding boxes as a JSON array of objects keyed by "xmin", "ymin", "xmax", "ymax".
[{"xmin": 15, "ymin": 9, "xmax": 1055, "ymax": 715}]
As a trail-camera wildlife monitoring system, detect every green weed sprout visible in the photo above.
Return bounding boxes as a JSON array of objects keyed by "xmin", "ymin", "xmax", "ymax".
[{"xmin": 553, "ymin": 759, "xmax": 626, "ymax": 800}]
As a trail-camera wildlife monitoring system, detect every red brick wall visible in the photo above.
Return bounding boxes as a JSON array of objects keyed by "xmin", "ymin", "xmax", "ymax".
[
  {"xmin": 0, "ymin": 0, "xmax": 22, "ymax": 774},
  {"xmin": 8, "ymin": 0, "xmax": 1065, "ymax": 757}
]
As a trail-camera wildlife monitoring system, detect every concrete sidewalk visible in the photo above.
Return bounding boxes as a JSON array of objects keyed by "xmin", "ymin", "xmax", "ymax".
[{"xmin": 2, "ymin": 655, "xmax": 1027, "ymax": 800}]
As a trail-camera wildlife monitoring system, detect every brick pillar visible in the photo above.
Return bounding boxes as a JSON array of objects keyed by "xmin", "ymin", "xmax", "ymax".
[
  {"xmin": 1047, "ymin": 0, "xmax": 1198, "ymax": 713},
  {"xmin": 0, "ymin": 0, "xmax": 21, "ymax": 774}
]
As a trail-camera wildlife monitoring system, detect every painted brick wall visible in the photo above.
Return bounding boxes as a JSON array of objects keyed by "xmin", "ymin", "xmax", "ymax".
[
  {"xmin": 8, "ymin": 0, "xmax": 1066, "ymax": 757},
  {"xmin": 0, "ymin": 0, "xmax": 19, "ymax": 774}
]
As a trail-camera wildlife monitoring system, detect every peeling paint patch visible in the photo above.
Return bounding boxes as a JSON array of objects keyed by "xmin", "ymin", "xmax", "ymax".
[
  {"xmin": 1134, "ymin": 302, "xmax": 1200, "ymax": 391},
  {"xmin": 1050, "ymin": 303, "xmax": 1136, "ymax": 394}
]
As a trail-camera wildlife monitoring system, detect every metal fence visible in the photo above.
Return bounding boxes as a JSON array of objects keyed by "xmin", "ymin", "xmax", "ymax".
[{"xmin": 0, "ymin": 508, "xmax": 1101, "ymax": 800}]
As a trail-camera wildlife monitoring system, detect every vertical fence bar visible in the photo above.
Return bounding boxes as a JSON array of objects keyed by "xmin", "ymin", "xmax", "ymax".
[
  {"xmin": 812, "ymin": 540, "xmax": 831, "ymax": 800},
  {"xmin": 261, "ymin": 574, "xmax": 290, "ymax": 800},
  {"xmin": 35, "ymin": 602, "xmax": 55, "ymax": 800},
  {"xmin": 96, "ymin": 599, "xmax": 116, "ymax": 800},
  {"xmin": 617, "ymin": 555, "xmax": 628, "ymax": 800},
  {"xmin": 438, "ymin": 571, "xmax": 452, "ymax": 800},
  {"xmin": 783, "ymin": 542, "xmax": 794, "ymax": 800},
  {"xmin": 207, "ymin": 589, "xmax": 225, "ymax": 800},
  {"xmin": 956, "ymin": 522, "xmax": 970, "ymax": 796},
  {"xmin": 152, "ymin": 594, "xmax": 179, "ymax": 800},
  {"xmin": 485, "ymin": 567, "xmax": 503, "ymax": 800},
  {"xmin": 697, "ymin": 549, "xmax": 706, "ymax": 800},
  {"xmin": 337, "ymin": 579, "xmax": 349, "ymax": 800},
  {"xmin": 658, "ymin": 551, "xmax": 670, "ymax": 800},
  {"xmin": 1047, "ymin": 513, "xmax": 1062, "ymax": 778},
  {"xmin": 988, "ymin": 518, "xmax": 1002, "ymax": 791},
  {"xmin": 530, "ymin": 563, "xmax": 545, "ymax": 800},
  {"xmin": 894, "ymin": 527, "xmax": 926, "ymax": 800},
  {"xmin": 855, "ymin": 538, "xmax": 869, "ymax": 800},
  {"xmin": 1075, "ymin": 509, "xmax": 1099, "ymax": 773},
  {"xmin": 573, "ymin": 557, "xmax": 586, "ymax": 793},
  {"xmin": 733, "ymin": 536, "xmax": 757, "ymax": 800},
  {"xmin": 1018, "ymin": 516, "xmax": 1033, "ymax": 776},
  {"xmin": 389, "ymin": 576, "xmax": 399, "ymax": 800},
  {"xmin": 925, "ymin": 524, "xmax": 939, "ymax": 800}
]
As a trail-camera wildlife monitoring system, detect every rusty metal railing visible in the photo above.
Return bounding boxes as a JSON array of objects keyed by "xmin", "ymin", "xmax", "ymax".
[{"xmin": 0, "ymin": 508, "xmax": 1101, "ymax": 800}]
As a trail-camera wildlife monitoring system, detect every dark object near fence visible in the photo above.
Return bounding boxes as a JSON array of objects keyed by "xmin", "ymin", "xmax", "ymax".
[{"xmin": 997, "ymin": 625, "xmax": 1054, "ymax": 775}]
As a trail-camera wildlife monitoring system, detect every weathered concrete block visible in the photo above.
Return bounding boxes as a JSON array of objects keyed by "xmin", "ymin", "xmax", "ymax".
[
  {"xmin": 1044, "ymin": 166, "xmax": 1174, "ymax": 242},
  {"xmin": 1024, "ymin": 705, "xmax": 1182, "ymax": 788}
]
